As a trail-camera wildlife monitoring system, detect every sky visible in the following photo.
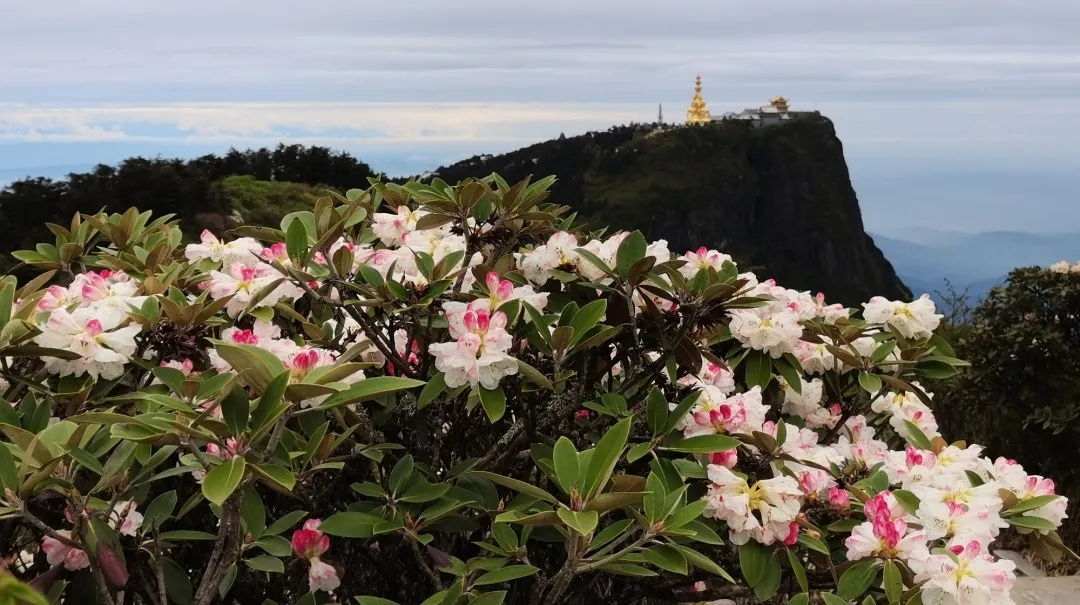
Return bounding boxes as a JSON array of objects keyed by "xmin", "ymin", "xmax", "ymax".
[{"xmin": 1, "ymin": 0, "xmax": 1079, "ymax": 234}]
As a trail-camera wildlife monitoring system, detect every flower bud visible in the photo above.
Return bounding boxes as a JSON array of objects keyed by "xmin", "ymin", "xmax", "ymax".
[{"xmin": 828, "ymin": 487, "xmax": 850, "ymax": 510}]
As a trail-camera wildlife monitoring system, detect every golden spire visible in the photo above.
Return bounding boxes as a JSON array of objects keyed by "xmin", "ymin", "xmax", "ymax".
[
  {"xmin": 769, "ymin": 96, "xmax": 790, "ymax": 113},
  {"xmin": 686, "ymin": 74, "xmax": 711, "ymax": 124}
]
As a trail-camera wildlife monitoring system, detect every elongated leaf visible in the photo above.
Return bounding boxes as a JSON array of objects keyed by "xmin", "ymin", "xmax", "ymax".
[
  {"xmin": 581, "ymin": 416, "xmax": 632, "ymax": 499},
  {"xmin": 245, "ymin": 555, "xmax": 284, "ymax": 573},
  {"xmin": 642, "ymin": 544, "xmax": 687, "ymax": 575},
  {"xmin": 478, "ymin": 385, "xmax": 506, "ymax": 423},
  {"xmin": 837, "ymin": 560, "xmax": 880, "ymax": 600},
  {"xmin": 552, "ymin": 437, "xmax": 579, "ymax": 494},
  {"xmin": 469, "ymin": 471, "xmax": 559, "ymax": 504},
  {"xmin": 472, "ymin": 565, "xmax": 540, "ymax": 586},
  {"xmin": 201, "ymin": 457, "xmax": 246, "ymax": 506},
  {"xmin": 666, "ymin": 435, "xmax": 739, "ymax": 454},
  {"xmin": 557, "ymin": 508, "xmax": 598, "ymax": 535},
  {"xmin": 615, "ymin": 231, "xmax": 647, "ymax": 279}
]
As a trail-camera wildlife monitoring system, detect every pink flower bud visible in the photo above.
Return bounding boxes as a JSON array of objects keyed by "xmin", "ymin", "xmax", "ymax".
[
  {"xmin": 782, "ymin": 521, "xmax": 799, "ymax": 546},
  {"xmin": 292, "ymin": 524, "xmax": 330, "ymax": 560},
  {"xmin": 708, "ymin": 450, "xmax": 738, "ymax": 469},
  {"xmin": 574, "ymin": 409, "xmax": 590, "ymax": 420},
  {"xmin": 84, "ymin": 319, "xmax": 103, "ymax": 337},
  {"xmin": 828, "ymin": 487, "xmax": 850, "ymax": 510}
]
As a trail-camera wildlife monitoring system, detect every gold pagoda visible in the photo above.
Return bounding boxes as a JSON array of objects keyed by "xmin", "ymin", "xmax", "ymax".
[
  {"xmin": 768, "ymin": 96, "xmax": 790, "ymax": 113},
  {"xmin": 685, "ymin": 74, "xmax": 711, "ymax": 124}
]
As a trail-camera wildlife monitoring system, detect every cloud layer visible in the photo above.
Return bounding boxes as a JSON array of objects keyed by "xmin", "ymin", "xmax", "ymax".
[{"xmin": 1, "ymin": 0, "xmax": 1078, "ymax": 231}]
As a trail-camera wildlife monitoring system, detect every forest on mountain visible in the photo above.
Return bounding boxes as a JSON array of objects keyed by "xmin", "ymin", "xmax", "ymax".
[{"xmin": 0, "ymin": 145, "xmax": 376, "ymax": 272}]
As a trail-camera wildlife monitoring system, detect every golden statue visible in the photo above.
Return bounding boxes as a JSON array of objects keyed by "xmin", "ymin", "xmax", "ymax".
[
  {"xmin": 686, "ymin": 74, "xmax": 711, "ymax": 124},
  {"xmin": 769, "ymin": 96, "xmax": 790, "ymax": 113}
]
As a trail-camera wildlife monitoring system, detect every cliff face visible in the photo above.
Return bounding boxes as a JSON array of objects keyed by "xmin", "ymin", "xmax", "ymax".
[{"xmin": 435, "ymin": 117, "xmax": 909, "ymax": 305}]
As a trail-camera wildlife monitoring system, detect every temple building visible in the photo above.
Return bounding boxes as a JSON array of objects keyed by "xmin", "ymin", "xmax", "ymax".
[
  {"xmin": 683, "ymin": 76, "xmax": 818, "ymax": 127},
  {"xmin": 717, "ymin": 95, "xmax": 819, "ymax": 126}
]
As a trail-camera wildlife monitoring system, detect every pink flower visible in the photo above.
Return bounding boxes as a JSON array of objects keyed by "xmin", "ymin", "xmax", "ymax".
[
  {"xmin": 292, "ymin": 519, "xmax": 330, "ymax": 560},
  {"xmin": 42, "ymin": 531, "xmax": 90, "ymax": 571},
  {"xmin": 574, "ymin": 409, "xmax": 590, "ymax": 421},
  {"xmin": 292, "ymin": 519, "xmax": 338, "ymax": 592},
  {"xmin": 781, "ymin": 521, "xmax": 800, "ymax": 546}
]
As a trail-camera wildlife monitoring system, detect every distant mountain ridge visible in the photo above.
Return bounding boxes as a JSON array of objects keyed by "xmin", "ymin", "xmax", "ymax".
[
  {"xmin": 870, "ymin": 230, "xmax": 1080, "ymax": 302},
  {"xmin": 434, "ymin": 117, "xmax": 908, "ymax": 305}
]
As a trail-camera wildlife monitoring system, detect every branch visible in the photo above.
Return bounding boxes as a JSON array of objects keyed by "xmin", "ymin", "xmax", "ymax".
[
  {"xmin": 153, "ymin": 525, "xmax": 168, "ymax": 605},
  {"xmin": 407, "ymin": 538, "xmax": 442, "ymax": 591},
  {"xmin": 192, "ymin": 489, "xmax": 245, "ymax": 605}
]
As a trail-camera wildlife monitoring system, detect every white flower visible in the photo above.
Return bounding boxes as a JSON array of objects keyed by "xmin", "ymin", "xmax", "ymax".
[
  {"xmin": 916, "ymin": 539, "xmax": 1016, "ymax": 605},
  {"xmin": 1050, "ymin": 260, "xmax": 1071, "ymax": 274},
  {"xmin": 728, "ymin": 309, "xmax": 803, "ymax": 357},
  {"xmin": 207, "ymin": 262, "xmax": 303, "ymax": 317},
  {"xmin": 862, "ymin": 294, "xmax": 942, "ymax": 340},
  {"xmin": 704, "ymin": 466, "xmax": 802, "ymax": 544},
  {"xmin": 34, "ymin": 307, "xmax": 141, "ymax": 379},
  {"xmin": 109, "ymin": 500, "xmax": 144, "ymax": 537},
  {"xmin": 41, "ymin": 531, "xmax": 90, "ymax": 571},
  {"xmin": 679, "ymin": 247, "xmax": 733, "ymax": 279},
  {"xmin": 429, "ymin": 308, "xmax": 518, "ymax": 389},
  {"xmin": 185, "ymin": 230, "xmax": 262, "ymax": 266},
  {"xmin": 372, "ymin": 205, "xmax": 427, "ymax": 246},
  {"xmin": 307, "ymin": 559, "xmax": 341, "ymax": 592}
]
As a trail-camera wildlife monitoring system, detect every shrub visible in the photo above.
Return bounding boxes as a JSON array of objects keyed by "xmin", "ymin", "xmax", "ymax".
[
  {"xmin": 935, "ymin": 264, "xmax": 1080, "ymax": 549},
  {"xmin": 0, "ymin": 175, "xmax": 1072, "ymax": 605}
]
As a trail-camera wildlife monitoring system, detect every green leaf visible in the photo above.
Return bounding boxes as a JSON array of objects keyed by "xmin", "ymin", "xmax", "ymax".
[
  {"xmin": 143, "ymin": 490, "xmax": 178, "ymax": 528},
  {"xmin": 662, "ymin": 391, "xmax": 702, "ymax": 436},
  {"xmin": 310, "ymin": 376, "xmax": 426, "ymax": 412},
  {"xmin": 61, "ymin": 445, "xmax": 104, "ymax": 475},
  {"xmin": 221, "ymin": 386, "xmax": 250, "ymax": 437},
  {"xmin": 821, "ymin": 593, "xmax": 848, "ymax": 605},
  {"xmin": 552, "ymin": 436, "xmax": 580, "ymax": 493},
  {"xmin": 163, "ymin": 557, "xmax": 193, "ymax": 605},
  {"xmin": 1009, "ymin": 515, "xmax": 1058, "ymax": 531},
  {"xmin": 569, "ymin": 299, "xmax": 607, "ymax": 345},
  {"xmin": 356, "ymin": 598, "xmax": 401, "ymax": 605},
  {"xmin": 666, "ymin": 435, "xmax": 739, "ymax": 454},
  {"xmin": 626, "ymin": 442, "xmax": 654, "ymax": 464},
  {"xmin": 858, "ymin": 371, "xmax": 883, "ymax": 395},
  {"xmin": 642, "ymin": 544, "xmax": 687, "ymax": 575},
  {"xmin": 556, "ymin": 509, "xmax": 598, "ymax": 535},
  {"xmin": 903, "ymin": 420, "xmax": 933, "ymax": 450},
  {"xmin": 893, "ymin": 489, "xmax": 921, "ymax": 516},
  {"xmin": 201, "ymin": 457, "xmax": 247, "ymax": 506},
  {"xmin": 663, "ymin": 499, "xmax": 708, "ymax": 532},
  {"xmin": 478, "ymin": 385, "xmax": 506, "ymax": 423},
  {"xmin": 469, "ymin": 592, "xmax": 507, "ymax": 605},
  {"xmin": 472, "ymin": 565, "xmax": 540, "ymax": 586},
  {"xmin": 159, "ymin": 530, "xmax": 219, "ymax": 541},
  {"xmin": 1006, "ymin": 495, "xmax": 1061, "ymax": 515},
  {"xmin": 786, "ymin": 548, "xmax": 808, "ymax": 593},
  {"xmin": 645, "ymin": 388, "xmax": 668, "ymax": 435},
  {"xmin": 469, "ymin": 471, "xmax": 560, "ymax": 504},
  {"xmin": 399, "ymin": 483, "xmax": 451, "ymax": 503},
  {"xmin": 744, "ymin": 349, "xmax": 772, "ymax": 389},
  {"xmin": 798, "ymin": 533, "xmax": 831, "ymax": 556},
  {"xmin": 241, "ymin": 485, "xmax": 266, "ymax": 538},
  {"xmin": 837, "ymin": 560, "xmax": 880, "ymax": 600},
  {"xmin": 417, "ymin": 372, "xmax": 447, "ymax": 409},
  {"xmin": 615, "ymin": 230, "xmax": 647, "ymax": 279},
  {"xmin": 218, "ymin": 564, "xmax": 237, "ymax": 599},
  {"xmin": 285, "ymin": 217, "xmax": 308, "ymax": 264},
  {"xmin": 264, "ymin": 511, "xmax": 308, "ymax": 535},
  {"xmin": 790, "ymin": 594, "xmax": 810, "ymax": 605},
  {"xmin": 590, "ymin": 519, "xmax": 633, "ymax": 552},
  {"xmin": 245, "ymin": 555, "xmax": 284, "ymax": 573},
  {"xmin": 739, "ymin": 541, "xmax": 768, "ymax": 587},
  {"xmin": 319, "ymin": 512, "xmax": 381, "ymax": 537},
  {"xmin": 254, "ymin": 535, "xmax": 292, "ymax": 557},
  {"xmin": 670, "ymin": 544, "xmax": 735, "ymax": 582},
  {"xmin": 753, "ymin": 552, "xmax": 782, "ymax": 602},
  {"xmin": 884, "ymin": 559, "xmax": 903, "ymax": 603},
  {"xmin": 581, "ymin": 416, "xmax": 632, "ymax": 498},
  {"xmin": 389, "ymin": 454, "xmax": 415, "ymax": 495}
]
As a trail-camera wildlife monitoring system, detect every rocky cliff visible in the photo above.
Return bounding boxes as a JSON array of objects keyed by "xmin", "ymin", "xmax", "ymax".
[{"xmin": 434, "ymin": 117, "xmax": 909, "ymax": 305}]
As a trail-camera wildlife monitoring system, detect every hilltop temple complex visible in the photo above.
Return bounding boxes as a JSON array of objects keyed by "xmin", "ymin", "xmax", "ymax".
[{"xmin": 685, "ymin": 75, "xmax": 819, "ymax": 127}]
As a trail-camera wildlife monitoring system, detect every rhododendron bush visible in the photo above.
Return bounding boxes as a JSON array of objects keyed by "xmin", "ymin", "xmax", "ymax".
[{"xmin": 0, "ymin": 175, "xmax": 1072, "ymax": 605}]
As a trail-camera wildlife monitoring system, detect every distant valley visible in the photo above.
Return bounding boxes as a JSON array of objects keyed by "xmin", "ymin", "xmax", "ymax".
[{"xmin": 870, "ymin": 227, "xmax": 1080, "ymax": 305}]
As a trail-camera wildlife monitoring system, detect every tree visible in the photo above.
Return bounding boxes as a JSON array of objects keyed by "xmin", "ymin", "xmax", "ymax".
[
  {"xmin": 0, "ymin": 175, "xmax": 1071, "ymax": 605},
  {"xmin": 935, "ymin": 265, "xmax": 1080, "ymax": 548}
]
